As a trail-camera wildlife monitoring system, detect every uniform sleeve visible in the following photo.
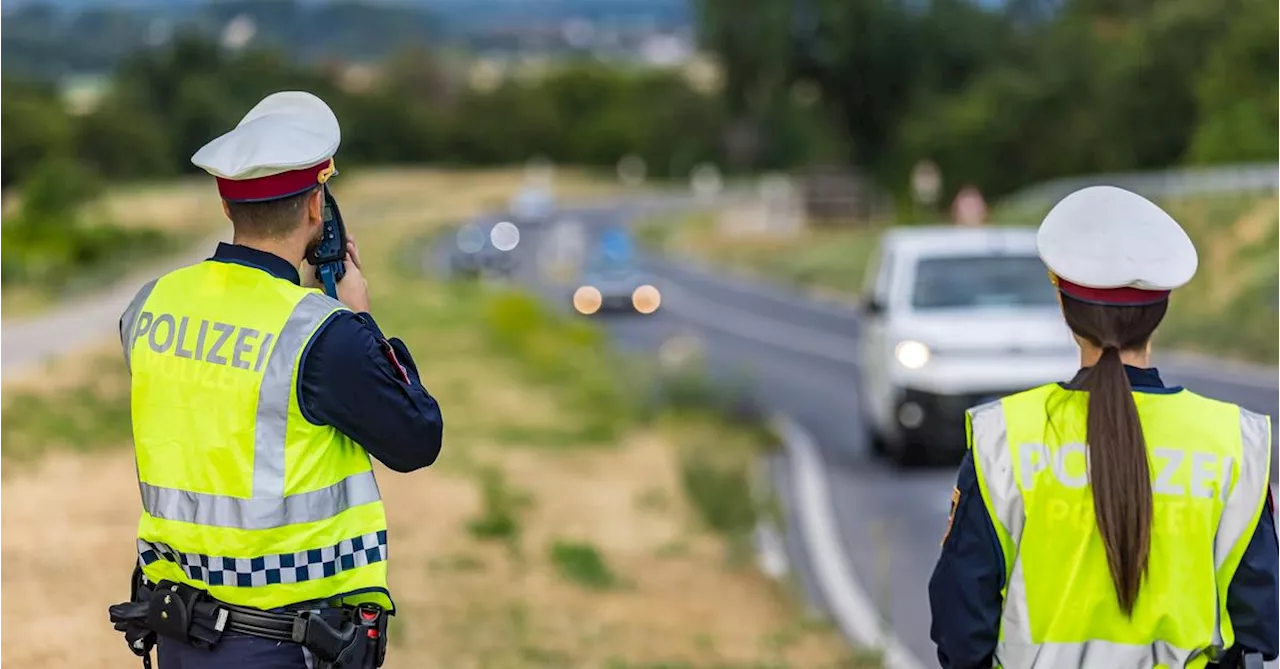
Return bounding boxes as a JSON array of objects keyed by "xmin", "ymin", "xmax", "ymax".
[
  {"xmin": 296, "ymin": 310, "xmax": 443, "ymax": 473},
  {"xmin": 929, "ymin": 451, "xmax": 1004, "ymax": 669},
  {"xmin": 1224, "ymin": 487, "xmax": 1279, "ymax": 660}
]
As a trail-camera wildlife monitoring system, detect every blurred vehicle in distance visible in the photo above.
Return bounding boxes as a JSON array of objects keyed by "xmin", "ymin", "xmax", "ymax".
[
  {"xmin": 449, "ymin": 220, "xmax": 520, "ymax": 278},
  {"xmin": 572, "ymin": 254, "xmax": 661, "ymax": 316},
  {"xmin": 859, "ymin": 226, "xmax": 1079, "ymax": 466},
  {"xmin": 509, "ymin": 185, "xmax": 557, "ymax": 226},
  {"xmin": 598, "ymin": 224, "xmax": 635, "ymax": 261}
]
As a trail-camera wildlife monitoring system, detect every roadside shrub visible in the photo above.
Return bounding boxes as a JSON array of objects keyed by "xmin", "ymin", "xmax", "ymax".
[{"xmin": 2, "ymin": 157, "xmax": 179, "ymax": 289}]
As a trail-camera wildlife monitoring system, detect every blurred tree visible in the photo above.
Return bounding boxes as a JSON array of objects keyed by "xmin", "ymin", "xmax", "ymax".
[
  {"xmin": 782, "ymin": 0, "xmax": 1013, "ymax": 177},
  {"xmin": 1, "ymin": 78, "xmax": 74, "ymax": 190},
  {"xmin": 696, "ymin": 0, "xmax": 792, "ymax": 169},
  {"xmin": 104, "ymin": 32, "xmax": 350, "ymax": 176},
  {"xmin": 16, "ymin": 156, "xmax": 104, "ymax": 227},
  {"xmin": 380, "ymin": 46, "xmax": 460, "ymax": 108},
  {"xmin": 75, "ymin": 98, "xmax": 175, "ymax": 180},
  {"xmin": 896, "ymin": 4, "xmax": 1155, "ymax": 197},
  {"xmin": 1185, "ymin": 0, "xmax": 1279, "ymax": 163}
]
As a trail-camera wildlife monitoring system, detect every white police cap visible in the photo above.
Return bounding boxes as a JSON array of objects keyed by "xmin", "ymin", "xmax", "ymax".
[
  {"xmin": 191, "ymin": 91, "xmax": 341, "ymax": 202},
  {"xmin": 1037, "ymin": 185, "xmax": 1198, "ymax": 306}
]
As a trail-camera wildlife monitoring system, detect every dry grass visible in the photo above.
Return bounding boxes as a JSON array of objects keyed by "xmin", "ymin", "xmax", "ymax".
[
  {"xmin": 1179, "ymin": 195, "xmax": 1274, "ymax": 318},
  {"xmin": 99, "ymin": 177, "xmax": 224, "ymax": 233},
  {"xmin": 1, "ymin": 338, "xmax": 125, "ymax": 398},
  {"xmin": 0, "ymin": 167, "xmax": 864, "ymax": 669}
]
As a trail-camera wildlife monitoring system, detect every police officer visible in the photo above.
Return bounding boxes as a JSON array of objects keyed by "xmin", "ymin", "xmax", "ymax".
[
  {"xmin": 111, "ymin": 91, "xmax": 443, "ymax": 668},
  {"xmin": 928, "ymin": 186, "xmax": 1278, "ymax": 668}
]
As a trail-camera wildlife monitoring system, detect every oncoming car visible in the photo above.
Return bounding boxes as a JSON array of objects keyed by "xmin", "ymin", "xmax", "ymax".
[
  {"xmin": 449, "ymin": 220, "xmax": 520, "ymax": 278},
  {"xmin": 572, "ymin": 256, "xmax": 661, "ymax": 316},
  {"xmin": 859, "ymin": 226, "xmax": 1079, "ymax": 466}
]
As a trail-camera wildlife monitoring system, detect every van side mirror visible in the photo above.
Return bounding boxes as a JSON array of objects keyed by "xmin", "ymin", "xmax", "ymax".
[{"xmin": 863, "ymin": 296, "xmax": 885, "ymax": 316}]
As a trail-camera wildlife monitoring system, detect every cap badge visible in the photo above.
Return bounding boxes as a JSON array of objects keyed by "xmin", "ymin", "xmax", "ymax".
[{"xmin": 317, "ymin": 159, "xmax": 336, "ymax": 185}]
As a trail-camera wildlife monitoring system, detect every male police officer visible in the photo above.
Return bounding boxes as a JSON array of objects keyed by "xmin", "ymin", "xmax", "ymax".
[{"xmin": 109, "ymin": 91, "xmax": 443, "ymax": 669}]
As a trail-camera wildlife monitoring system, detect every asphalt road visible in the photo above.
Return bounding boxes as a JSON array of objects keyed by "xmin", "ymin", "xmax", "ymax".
[{"xmin": 452, "ymin": 203, "xmax": 1280, "ymax": 668}]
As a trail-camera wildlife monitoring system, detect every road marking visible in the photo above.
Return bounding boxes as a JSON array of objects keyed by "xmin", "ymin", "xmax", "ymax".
[
  {"xmin": 754, "ymin": 522, "xmax": 790, "ymax": 580},
  {"xmin": 657, "ymin": 280, "xmax": 861, "ymax": 366},
  {"xmin": 772, "ymin": 413, "xmax": 928, "ymax": 669}
]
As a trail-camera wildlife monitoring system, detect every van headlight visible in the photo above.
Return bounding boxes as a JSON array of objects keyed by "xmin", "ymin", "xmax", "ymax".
[{"xmin": 894, "ymin": 340, "xmax": 931, "ymax": 369}]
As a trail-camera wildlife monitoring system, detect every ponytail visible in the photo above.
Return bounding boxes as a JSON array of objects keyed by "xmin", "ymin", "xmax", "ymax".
[{"xmin": 1078, "ymin": 344, "xmax": 1152, "ymax": 616}]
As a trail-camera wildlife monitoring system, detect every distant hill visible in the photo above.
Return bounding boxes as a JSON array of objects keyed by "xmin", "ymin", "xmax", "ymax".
[{"xmin": 1, "ymin": 0, "xmax": 693, "ymax": 80}]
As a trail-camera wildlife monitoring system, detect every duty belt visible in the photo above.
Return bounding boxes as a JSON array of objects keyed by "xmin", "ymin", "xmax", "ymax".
[{"xmin": 108, "ymin": 570, "xmax": 386, "ymax": 669}]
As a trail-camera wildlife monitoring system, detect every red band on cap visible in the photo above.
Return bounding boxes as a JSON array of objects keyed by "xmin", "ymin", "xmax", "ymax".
[
  {"xmin": 215, "ymin": 159, "xmax": 334, "ymax": 202},
  {"xmin": 1056, "ymin": 277, "xmax": 1170, "ymax": 306}
]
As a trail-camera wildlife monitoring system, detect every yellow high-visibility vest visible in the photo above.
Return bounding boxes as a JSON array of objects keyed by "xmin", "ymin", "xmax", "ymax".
[
  {"xmin": 967, "ymin": 383, "xmax": 1271, "ymax": 668},
  {"xmin": 119, "ymin": 260, "xmax": 393, "ymax": 612}
]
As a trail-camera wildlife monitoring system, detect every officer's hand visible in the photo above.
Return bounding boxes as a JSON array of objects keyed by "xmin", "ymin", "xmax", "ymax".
[{"xmin": 336, "ymin": 236, "xmax": 371, "ymax": 314}]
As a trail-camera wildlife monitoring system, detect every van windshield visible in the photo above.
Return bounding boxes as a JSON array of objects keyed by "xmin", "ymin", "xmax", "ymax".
[{"xmin": 910, "ymin": 254, "xmax": 1058, "ymax": 310}]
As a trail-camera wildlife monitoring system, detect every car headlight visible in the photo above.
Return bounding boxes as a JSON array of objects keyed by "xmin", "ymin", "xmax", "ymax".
[
  {"xmin": 894, "ymin": 340, "xmax": 931, "ymax": 369},
  {"xmin": 573, "ymin": 286, "xmax": 602, "ymax": 315},
  {"xmin": 631, "ymin": 284, "xmax": 661, "ymax": 314},
  {"xmin": 489, "ymin": 221, "xmax": 520, "ymax": 251},
  {"xmin": 455, "ymin": 223, "xmax": 486, "ymax": 253}
]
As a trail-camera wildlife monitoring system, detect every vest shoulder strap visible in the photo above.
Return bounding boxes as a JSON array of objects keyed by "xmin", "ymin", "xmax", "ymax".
[
  {"xmin": 1219, "ymin": 406, "xmax": 1273, "ymax": 565},
  {"xmin": 121, "ymin": 278, "xmax": 160, "ymax": 373}
]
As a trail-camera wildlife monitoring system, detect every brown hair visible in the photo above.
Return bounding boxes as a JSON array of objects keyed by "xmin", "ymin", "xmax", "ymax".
[
  {"xmin": 1059, "ymin": 294, "xmax": 1168, "ymax": 616},
  {"xmin": 225, "ymin": 186, "xmax": 318, "ymax": 239}
]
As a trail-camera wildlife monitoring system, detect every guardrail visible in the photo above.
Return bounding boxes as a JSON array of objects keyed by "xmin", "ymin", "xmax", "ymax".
[{"xmin": 999, "ymin": 162, "xmax": 1279, "ymax": 212}]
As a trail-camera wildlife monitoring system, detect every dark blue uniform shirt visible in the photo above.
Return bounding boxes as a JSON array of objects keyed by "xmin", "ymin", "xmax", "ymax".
[
  {"xmin": 929, "ymin": 366, "xmax": 1279, "ymax": 668},
  {"xmin": 128, "ymin": 243, "xmax": 443, "ymax": 473}
]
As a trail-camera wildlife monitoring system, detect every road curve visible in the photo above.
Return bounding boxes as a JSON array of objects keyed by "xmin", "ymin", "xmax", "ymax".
[{"xmin": 490, "ymin": 203, "xmax": 1279, "ymax": 668}]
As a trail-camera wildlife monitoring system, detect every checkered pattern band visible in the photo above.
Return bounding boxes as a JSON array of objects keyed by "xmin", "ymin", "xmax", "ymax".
[{"xmin": 138, "ymin": 530, "xmax": 388, "ymax": 588}]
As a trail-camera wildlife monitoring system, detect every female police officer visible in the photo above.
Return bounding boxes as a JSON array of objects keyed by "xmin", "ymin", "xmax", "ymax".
[{"xmin": 928, "ymin": 186, "xmax": 1278, "ymax": 668}]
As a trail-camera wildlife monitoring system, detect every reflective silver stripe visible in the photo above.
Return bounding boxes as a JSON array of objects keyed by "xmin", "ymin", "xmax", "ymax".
[
  {"xmin": 968, "ymin": 400, "xmax": 1035, "ymax": 644},
  {"xmin": 139, "ymin": 291, "xmax": 374, "ymax": 530},
  {"xmin": 974, "ymin": 400, "xmax": 1275, "ymax": 668},
  {"xmin": 140, "ymin": 470, "xmax": 381, "ymax": 530},
  {"xmin": 252, "ymin": 292, "xmax": 342, "ymax": 500},
  {"xmin": 1209, "ymin": 409, "xmax": 1272, "ymax": 650},
  {"xmin": 995, "ymin": 639, "xmax": 1199, "ymax": 669},
  {"xmin": 120, "ymin": 279, "xmax": 158, "ymax": 373},
  {"xmin": 1216, "ymin": 409, "xmax": 1272, "ymax": 569}
]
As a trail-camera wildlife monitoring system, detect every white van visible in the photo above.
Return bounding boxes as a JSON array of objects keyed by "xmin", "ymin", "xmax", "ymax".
[{"xmin": 859, "ymin": 226, "xmax": 1080, "ymax": 466}]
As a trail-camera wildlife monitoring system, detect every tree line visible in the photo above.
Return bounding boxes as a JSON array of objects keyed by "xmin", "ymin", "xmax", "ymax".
[
  {"xmin": 1, "ymin": 31, "xmax": 836, "ymax": 192},
  {"xmin": 698, "ymin": 0, "xmax": 1279, "ymax": 200},
  {"xmin": 3, "ymin": 0, "xmax": 1276, "ymax": 203}
]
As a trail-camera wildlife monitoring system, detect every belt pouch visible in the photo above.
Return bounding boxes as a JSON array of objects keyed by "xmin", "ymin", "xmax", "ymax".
[{"xmin": 145, "ymin": 581, "xmax": 202, "ymax": 644}]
